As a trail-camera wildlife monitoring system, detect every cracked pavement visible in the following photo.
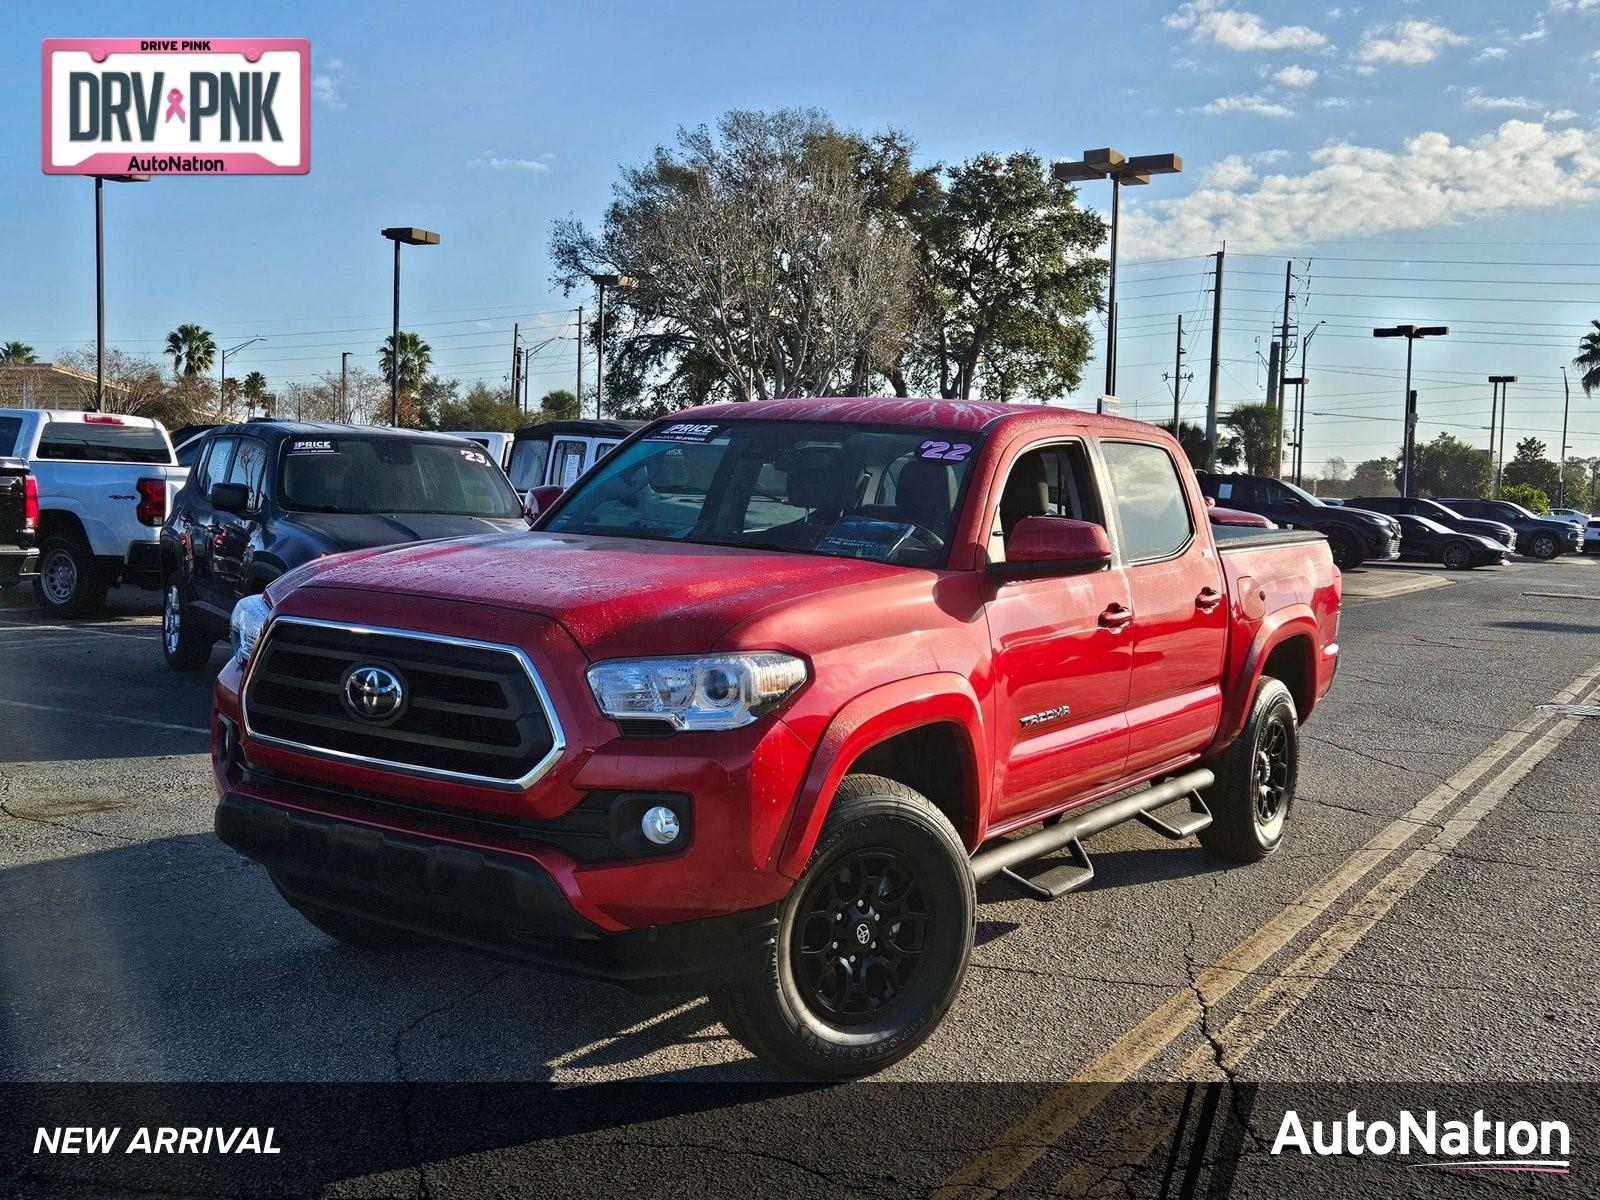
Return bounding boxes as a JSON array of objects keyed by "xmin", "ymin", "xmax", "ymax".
[{"xmin": 0, "ymin": 556, "xmax": 1597, "ymax": 1088}]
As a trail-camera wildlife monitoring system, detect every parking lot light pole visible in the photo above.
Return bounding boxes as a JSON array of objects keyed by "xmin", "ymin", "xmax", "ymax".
[
  {"xmin": 381, "ymin": 227, "xmax": 441, "ymax": 426},
  {"xmin": 1374, "ymin": 324, "xmax": 1448, "ymax": 498},
  {"xmin": 1052, "ymin": 149, "xmax": 1182, "ymax": 403},
  {"xmin": 1487, "ymin": 375, "xmax": 1517, "ymax": 498},
  {"xmin": 92, "ymin": 174, "xmax": 149, "ymax": 412}
]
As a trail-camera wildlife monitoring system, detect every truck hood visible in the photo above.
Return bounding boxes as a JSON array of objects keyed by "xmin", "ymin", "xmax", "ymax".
[
  {"xmin": 291, "ymin": 531, "xmax": 912, "ymax": 658},
  {"xmin": 279, "ymin": 511, "xmax": 528, "ymax": 552}
]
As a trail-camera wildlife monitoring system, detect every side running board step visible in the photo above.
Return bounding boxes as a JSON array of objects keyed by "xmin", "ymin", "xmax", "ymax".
[{"xmin": 972, "ymin": 768, "xmax": 1215, "ymax": 902}]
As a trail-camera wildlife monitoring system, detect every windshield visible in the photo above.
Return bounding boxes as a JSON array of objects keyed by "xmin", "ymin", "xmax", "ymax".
[
  {"xmin": 37, "ymin": 420, "xmax": 172, "ymax": 464},
  {"xmin": 543, "ymin": 419, "xmax": 982, "ymax": 567},
  {"xmin": 1277, "ymin": 479, "xmax": 1324, "ymax": 506},
  {"xmin": 278, "ymin": 436, "xmax": 523, "ymax": 517},
  {"xmin": 507, "ymin": 436, "xmax": 551, "ymax": 491}
]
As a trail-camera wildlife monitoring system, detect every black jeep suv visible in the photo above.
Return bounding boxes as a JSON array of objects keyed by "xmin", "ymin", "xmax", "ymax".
[{"xmin": 158, "ymin": 422, "xmax": 530, "ymax": 669}]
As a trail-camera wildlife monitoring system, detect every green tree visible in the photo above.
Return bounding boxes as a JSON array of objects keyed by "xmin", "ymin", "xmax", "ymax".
[
  {"xmin": 1499, "ymin": 436, "xmax": 1559, "ymax": 497},
  {"xmin": 378, "ymin": 331, "xmax": 433, "ymax": 426},
  {"xmin": 551, "ymin": 108, "xmax": 914, "ymax": 410},
  {"xmin": 241, "ymin": 370, "xmax": 269, "ymax": 417},
  {"xmin": 0, "ymin": 340, "xmax": 36, "ymax": 363},
  {"xmin": 164, "ymin": 323, "xmax": 216, "ymax": 377},
  {"xmin": 1166, "ymin": 419, "xmax": 1236, "ymax": 469},
  {"xmin": 1575, "ymin": 319, "xmax": 1600, "ymax": 397},
  {"xmin": 434, "ymin": 380, "xmax": 526, "ymax": 432},
  {"xmin": 1350, "ymin": 457, "xmax": 1398, "ymax": 496},
  {"xmin": 1500, "ymin": 482, "xmax": 1549, "ymax": 513},
  {"xmin": 536, "ymin": 388, "xmax": 581, "ymax": 422},
  {"xmin": 902, "ymin": 151, "xmax": 1105, "ymax": 400},
  {"xmin": 1407, "ymin": 432, "xmax": 1491, "ymax": 498},
  {"xmin": 1222, "ymin": 403, "xmax": 1280, "ymax": 476}
]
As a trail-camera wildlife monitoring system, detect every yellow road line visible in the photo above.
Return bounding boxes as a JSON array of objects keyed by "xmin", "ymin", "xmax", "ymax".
[
  {"xmin": 935, "ymin": 658, "xmax": 1600, "ymax": 1199},
  {"xmin": 1044, "ymin": 690, "xmax": 1600, "ymax": 1196}
]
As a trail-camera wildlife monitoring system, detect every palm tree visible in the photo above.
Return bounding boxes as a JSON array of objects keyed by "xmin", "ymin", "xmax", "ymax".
[
  {"xmin": 0, "ymin": 340, "xmax": 36, "ymax": 363},
  {"xmin": 1576, "ymin": 319, "xmax": 1600, "ymax": 397},
  {"xmin": 378, "ymin": 331, "xmax": 433, "ymax": 399},
  {"xmin": 164, "ymin": 324, "xmax": 216, "ymax": 377}
]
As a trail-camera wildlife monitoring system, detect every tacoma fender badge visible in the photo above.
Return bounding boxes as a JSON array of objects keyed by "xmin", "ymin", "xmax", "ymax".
[{"xmin": 1020, "ymin": 704, "xmax": 1072, "ymax": 728}]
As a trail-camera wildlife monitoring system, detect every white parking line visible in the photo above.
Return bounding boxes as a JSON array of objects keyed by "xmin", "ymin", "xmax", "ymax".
[
  {"xmin": 0, "ymin": 618, "xmax": 156, "ymax": 639},
  {"xmin": 0, "ymin": 698, "xmax": 208, "ymax": 735}
]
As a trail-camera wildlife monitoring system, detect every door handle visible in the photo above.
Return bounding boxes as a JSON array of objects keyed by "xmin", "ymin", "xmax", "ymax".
[
  {"xmin": 1098, "ymin": 603, "xmax": 1134, "ymax": 631},
  {"xmin": 1195, "ymin": 587, "xmax": 1223, "ymax": 612}
]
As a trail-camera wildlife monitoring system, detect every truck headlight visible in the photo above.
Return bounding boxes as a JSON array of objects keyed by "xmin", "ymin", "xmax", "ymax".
[
  {"xmin": 229, "ymin": 594, "xmax": 272, "ymax": 665},
  {"xmin": 587, "ymin": 653, "xmax": 807, "ymax": 731}
]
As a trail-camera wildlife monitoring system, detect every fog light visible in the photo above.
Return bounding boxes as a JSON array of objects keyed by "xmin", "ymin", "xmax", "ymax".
[{"xmin": 641, "ymin": 805, "xmax": 680, "ymax": 846}]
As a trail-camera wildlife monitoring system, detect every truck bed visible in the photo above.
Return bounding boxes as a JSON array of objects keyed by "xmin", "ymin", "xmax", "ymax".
[{"xmin": 1212, "ymin": 525, "xmax": 1327, "ymax": 552}]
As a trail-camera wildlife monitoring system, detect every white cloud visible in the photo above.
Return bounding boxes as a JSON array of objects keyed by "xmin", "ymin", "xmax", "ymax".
[
  {"xmin": 1203, "ymin": 155, "xmax": 1258, "ymax": 188},
  {"xmin": 1474, "ymin": 46, "xmax": 1509, "ymax": 61},
  {"xmin": 1461, "ymin": 87, "xmax": 1544, "ymax": 110},
  {"xmin": 323, "ymin": 57, "xmax": 344, "ymax": 71},
  {"xmin": 1272, "ymin": 64, "xmax": 1319, "ymax": 87},
  {"xmin": 1122, "ymin": 119, "xmax": 1600, "ymax": 258},
  {"xmin": 1195, "ymin": 90, "xmax": 1296, "ymax": 118},
  {"xmin": 468, "ymin": 152, "xmax": 553, "ymax": 172},
  {"xmin": 1357, "ymin": 19, "xmax": 1465, "ymax": 65},
  {"xmin": 1252, "ymin": 148, "xmax": 1291, "ymax": 164},
  {"xmin": 1165, "ymin": 1, "xmax": 1330, "ymax": 52},
  {"xmin": 311, "ymin": 74, "xmax": 343, "ymax": 108},
  {"xmin": 1546, "ymin": 108, "xmax": 1580, "ymax": 120},
  {"xmin": 1317, "ymin": 96, "xmax": 1353, "ymax": 108}
]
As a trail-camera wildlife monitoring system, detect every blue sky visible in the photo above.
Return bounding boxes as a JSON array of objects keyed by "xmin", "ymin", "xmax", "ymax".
[{"xmin": 6, "ymin": 0, "xmax": 1600, "ymax": 475}]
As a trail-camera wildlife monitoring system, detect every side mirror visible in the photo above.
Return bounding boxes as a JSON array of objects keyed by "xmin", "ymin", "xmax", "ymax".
[
  {"xmin": 989, "ymin": 516, "xmax": 1113, "ymax": 583},
  {"xmin": 525, "ymin": 484, "xmax": 564, "ymax": 520},
  {"xmin": 210, "ymin": 482, "xmax": 251, "ymax": 515},
  {"xmin": 1204, "ymin": 495, "xmax": 1217, "ymax": 508}
]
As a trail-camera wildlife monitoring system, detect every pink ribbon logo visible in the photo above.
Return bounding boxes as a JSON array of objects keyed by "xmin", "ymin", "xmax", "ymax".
[{"xmin": 164, "ymin": 88, "xmax": 185, "ymax": 123}]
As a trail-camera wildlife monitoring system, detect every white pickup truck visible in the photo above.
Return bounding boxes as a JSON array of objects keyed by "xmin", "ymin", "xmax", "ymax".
[{"xmin": 0, "ymin": 409, "xmax": 187, "ymax": 617}]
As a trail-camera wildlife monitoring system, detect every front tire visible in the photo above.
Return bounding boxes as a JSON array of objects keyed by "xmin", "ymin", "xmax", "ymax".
[
  {"xmin": 1440, "ymin": 541, "xmax": 1473, "ymax": 570},
  {"xmin": 1326, "ymin": 529, "xmax": 1362, "ymax": 571},
  {"xmin": 161, "ymin": 577, "xmax": 214, "ymax": 670},
  {"xmin": 710, "ymin": 775, "xmax": 975, "ymax": 1078},
  {"xmin": 1199, "ymin": 677, "xmax": 1298, "ymax": 863},
  {"xmin": 33, "ymin": 534, "xmax": 109, "ymax": 618},
  {"xmin": 1528, "ymin": 532, "xmax": 1560, "ymax": 560}
]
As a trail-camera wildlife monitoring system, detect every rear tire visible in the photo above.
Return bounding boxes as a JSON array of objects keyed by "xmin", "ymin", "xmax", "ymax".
[
  {"xmin": 1439, "ymin": 541, "xmax": 1473, "ymax": 570},
  {"xmin": 709, "ymin": 775, "xmax": 974, "ymax": 1078},
  {"xmin": 1326, "ymin": 530, "xmax": 1362, "ymax": 571},
  {"xmin": 275, "ymin": 881, "xmax": 425, "ymax": 950},
  {"xmin": 1528, "ymin": 532, "xmax": 1560, "ymax": 560},
  {"xmin": 1199, "ymin": 678, "xmax": 1298, "ymax": 864},
  {"xmin": 33, "ymin": 534, "xmax": 109, "ymax": 618},
  {"xmin": 161, "ymin": 577, "xmax": 214, "ymax": 670}
]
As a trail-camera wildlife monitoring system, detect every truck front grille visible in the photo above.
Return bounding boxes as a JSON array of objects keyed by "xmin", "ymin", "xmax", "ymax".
[{"xmin": 243, "ymin": 618, "xmax": 564, "ymax": 788}]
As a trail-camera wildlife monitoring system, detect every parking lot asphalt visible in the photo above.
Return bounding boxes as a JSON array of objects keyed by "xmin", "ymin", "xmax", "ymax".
[{"xmin": 0, "ymin": 556, "xmax": 1597, "ymax": 1089}]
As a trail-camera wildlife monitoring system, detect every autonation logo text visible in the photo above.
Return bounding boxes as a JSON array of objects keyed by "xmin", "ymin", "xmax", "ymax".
[{"xmin": 1272, "ymin": 1109, "xmax": 1571, "ymax": 1175}]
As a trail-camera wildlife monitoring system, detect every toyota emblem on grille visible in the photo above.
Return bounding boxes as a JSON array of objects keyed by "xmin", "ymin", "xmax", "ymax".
[{"xmin": 342, "ymin": 664, "xmax": 406, "ymax": 724}]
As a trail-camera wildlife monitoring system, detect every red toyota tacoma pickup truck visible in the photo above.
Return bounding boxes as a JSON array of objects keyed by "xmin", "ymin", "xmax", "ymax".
[{"xmin": 212, "ymin": 398, "xmax": 1340, "ymax": 1077}]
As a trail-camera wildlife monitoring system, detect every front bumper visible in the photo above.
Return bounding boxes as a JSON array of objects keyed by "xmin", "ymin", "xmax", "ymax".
[{"xmin": 216, "ymin": 790, "xmax": 778, "ymax": 993}]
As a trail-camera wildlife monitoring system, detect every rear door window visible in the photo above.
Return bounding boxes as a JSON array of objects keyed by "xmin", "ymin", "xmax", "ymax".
[
  {"xmin": 223, "ymin": 437, "xmax": 270, "ymax": 510},
  {"xmin": 550, "ymin": 439, "xmax": 588, "ymax": 488},
  {"xmin": 197, "ymin": 437, "xmax": 237, "ymax": 500},
  {"xmin": 1100, "ymin": 440, "xmax": 1193, "ymax": 562},
  {"xmin": 36, "ymin": 420, "xmax": 172, "ymax": 463}
]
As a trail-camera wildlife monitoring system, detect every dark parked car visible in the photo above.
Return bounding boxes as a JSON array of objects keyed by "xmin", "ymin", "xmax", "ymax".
[
  {"xmin": 1394, "ymin": 514, "xmax": 1509, "ymax": 569},
  {"xmin": 158, "ymin": 422, "xmax": 532, "ymax": 669},
  {"xmin": 1195, "ymin": 472, "xmax": 1401, "ymax": 569},
  {"xmin": 1346, "ymin": 495, "xmax": 1515, "ymax": 550},
  {"xmin": 1435, "ymin": 498, "xmax": 1581, "ymax": 560}
]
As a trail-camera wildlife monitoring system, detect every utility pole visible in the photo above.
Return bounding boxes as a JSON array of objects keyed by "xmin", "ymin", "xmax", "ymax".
[
  {"xmin": 1490, "ymin": 375, "xmax": 1516, "ymax": 496},
  {"xmin": 1374, "ymin": 325, "xmax": 1448, "ymax": 497},
  {"xmin": 1171, "ymin": 315, "xmax": 1183, "ymax": 432},
  {"xmin": 1274, "ymin": 260, "xmax": 1293, "ymax": 478},
  {"xmin": 340, "ymin": 351, "xmax": 349, "ymax": 423},
  {"xmin": 574, "ymin": 304, "xmax": 584, "ymax": 413},
  {"xmin": 1559, "ymin": 366, "xmax": 1571, "ymax": 508},
  {"xmin": 1291, "ymin": 322, "xmax": 1323, "ymax": 487},
  {"xmin": 1205, "ymin": 249, "xmax": 1224, "ymax": 468},
  {"xmin": 1265, "ymin": 338, "xmax": 1281, "ymax": 421},
  {"xmin": 510, "ymin": 322, "xmax": 521, "ymax": 408}
]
